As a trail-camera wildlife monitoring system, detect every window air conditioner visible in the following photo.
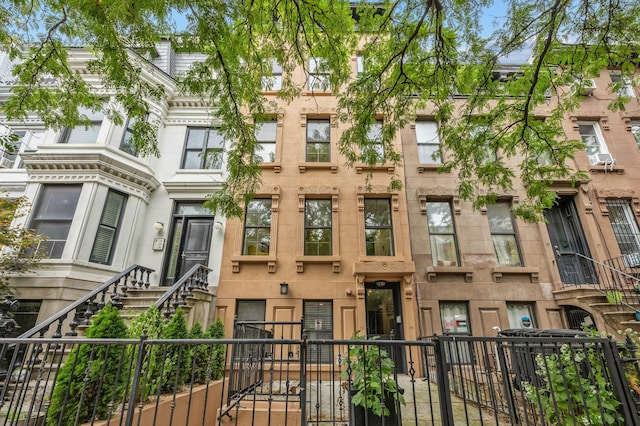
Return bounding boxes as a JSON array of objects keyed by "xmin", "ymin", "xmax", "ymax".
[
  {"xmin": 0, "ymin": 156, "xmax": 14, "ymax": 168},
  {"xmin": 572, "ymin": 78, "xmax": 596, "ymax": 95},
  {"xmin": 588, "ymin": 153, "xmax": 614, "ymax": 167}
]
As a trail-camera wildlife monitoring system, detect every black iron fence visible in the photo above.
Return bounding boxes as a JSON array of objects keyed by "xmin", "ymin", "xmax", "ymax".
[{"xmin": 0, "ymin": 332, "xmax": 639, "ymax": 425}]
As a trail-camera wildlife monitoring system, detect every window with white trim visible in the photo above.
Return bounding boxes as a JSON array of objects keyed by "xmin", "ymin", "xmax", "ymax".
[
  {"xmin": 365, "ymin": 120, "xmax": 383, "ymax": 158},
  {"xmin": 487, "ymin": 202, "xmax": 522, "ymax": 267},
  {"xmin": 304, "ymin": 301, "xmax": 333, "ymax": 363},
  {"xmin": 416, "ymin": 120, "xmax": 441, "ymax": 164},
  {"xmin": 606, "ymin": 199, "xmax": 640, "ymax": 259},
  {"xmin": 507, "ymin": 303, "xmax": 536, "ymax": 329},
  {"xmin": 181, "ymin": 127, "xmax": 224, "ymax": 169},
  {"xmin": 254, "ymin": 119, "xmax": 277, "ymax": 163},
  {"xmin": 426, "ymin": 201, "xmax": 459, "ymax": 266},
  {"xmin": 308, "ymin": 58, "xmax": 330, "ymax": 91},
  {"xmin": 60, "ymin": 109, "xmax": 104, "ymax": 144},
  {"xmin": 29, "ymin": 185, "xmax": 82, "ymax": 259},
  {"xmin": 242, "ymin": 199, "xmax": 272, "ymax": 255},
  {"xmin": 90, "ymin": 190, "xmax": 127, "ymax": 265},
  {"xmin": 304, "ymin": 199, "xmax": 332, "ymax": 256},
  {"xmin": 578, "ymin": 122, "xmax": 608, "ymax": 157},
  {"xmin": 261, "ymin": 61, "xmax": 283, "ymax": 91},
  {"xmin": 631, "ymin": 122, "xmax": 640, "ymax": 149},
  {"xmin": 610, "ymin": 71, "xmax": 636, "ymax": 98},
  {"xmin": 364, "ymin": 198, "xmax": 394, "ymax": 256},
  {"xmin": 306, "ymin": 119, "xmax": 330, "ymax": 162},
  {"xmin": 120, "ymin": 117, "xmax": 142, "ymax": 156}
]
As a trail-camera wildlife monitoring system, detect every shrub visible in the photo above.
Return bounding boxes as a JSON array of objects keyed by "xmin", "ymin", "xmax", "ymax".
[
  {"xmin": 523, "ymin": 343, "xmax": 622, "ymax": 425},
  {"xmin": 127, "ymin": 306, "xmax": 165, "ymax": 400},
  {"xmin": 159, "ymin": 307, "xmax": 192, "ymax": 393},
  {"xmin": 47, "ymin": 304, "xmax": 128, "ymax": 426},
  {"xmin": 207, "ymin": 318, "xmax": 226, "ymax": 380},
  {"xmin": 189, "ymin": 322, "xmax": 209, "ymax": 384}
]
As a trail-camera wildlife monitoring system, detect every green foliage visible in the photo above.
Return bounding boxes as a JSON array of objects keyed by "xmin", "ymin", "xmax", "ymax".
[
  {"xmin": 127, "ymin": 306, "xmax": 165, "ymax": 400},
  {"xmin": 207, "ymin": 318, "xmax": 226, "ymax": 380},
  {"xmin": 341, "ymin": 332, "xmax": 405, "ymax": 417},
  {"xmin": 2, "ymin": 2, "xmax": 639, "ymax": 220},
  {"xmin": 523, "ymin": 344, "xmax": 622, "ymax": 425},
  {"xmin": 47, "ymin": 304, "xmax": 128, "ymax": 426},
  {"xmin": 0, "ymin": 195, "xmax": 45, "ymax": 295},
  {"xmin": 159, "ymin": 307, "xmax": 192, "ymax": 393}
]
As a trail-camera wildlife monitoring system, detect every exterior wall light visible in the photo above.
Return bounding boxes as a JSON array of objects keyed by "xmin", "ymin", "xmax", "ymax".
[
  {"xmin": 153, "ymin": 222, "xmax": 164, "ymax": 231},
  {"xmin": 280, "ymin": 282, "xmax": 289, "ymax": 295},
  {"xmin": 214, "ymin": 221, "xmax": 223, "ymax": 230}
]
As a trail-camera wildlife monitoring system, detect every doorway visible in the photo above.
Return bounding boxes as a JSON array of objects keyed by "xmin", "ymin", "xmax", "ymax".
[
  {"xmin": 544, "ymin": 195, "xmax": 597, "ymax": 285},
  {"xmin": 365, "ymin": 281, "xmax": 405, "ymax": 372},
  {"xmin": 163, "ymin": 202, "xmax": 215, "ymax": 286}
]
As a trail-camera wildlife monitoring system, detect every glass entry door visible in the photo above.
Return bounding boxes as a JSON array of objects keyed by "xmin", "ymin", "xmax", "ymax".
[{"xmin": 365, "ymin": 281, "xmax": 405, "ymax": 372}]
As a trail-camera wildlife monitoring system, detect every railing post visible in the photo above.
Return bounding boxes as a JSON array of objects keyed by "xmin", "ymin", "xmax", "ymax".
[
  {"xmin": 433, "ymin": 335, "xmax": 454, "ymax": 426},
  {"xmin": 125, "ymin": 333, "xmax": 148, "ymax": 426},
  {"xmin": 300, "ymin": 326, "xmax": 307, "ymax": 426},
  {"xmin": 603, "ymin": 337, "xmax": 640, "ymax": 425}
]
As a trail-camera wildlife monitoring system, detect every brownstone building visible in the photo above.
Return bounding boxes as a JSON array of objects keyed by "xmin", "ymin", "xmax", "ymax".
[{"xmin": 214, "ymin": 60, "xmax": 640, "ymax": 341}]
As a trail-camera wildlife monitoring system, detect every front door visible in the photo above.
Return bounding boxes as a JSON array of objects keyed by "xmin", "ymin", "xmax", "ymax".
[
  {"xmin": 163, "ymin": 203, "xmax": 214, "ymax": 286},
  {"xmin": 544, "ymin": 196, "xmax": 597, "ymax": 284},
  {"xmin": 365, "ymin": 281, "xmax": 405, "ymax": 373}
]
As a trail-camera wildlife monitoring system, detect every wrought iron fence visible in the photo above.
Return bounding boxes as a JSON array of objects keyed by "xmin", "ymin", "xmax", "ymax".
[{"xmin": 0, "ymin": 332, "xmax": 638, "ymax": 425}]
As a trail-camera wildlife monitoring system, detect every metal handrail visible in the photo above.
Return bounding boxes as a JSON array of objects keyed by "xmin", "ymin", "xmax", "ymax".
[
  {"xmin": 18, "ymin": 264, "xmax": 154, "ymax": 338},
  {"xmin": 155, "ymin": 263, "xmax": 211, "ymax": 319}
]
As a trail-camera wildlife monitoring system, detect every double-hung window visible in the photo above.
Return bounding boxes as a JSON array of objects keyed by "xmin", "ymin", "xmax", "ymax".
[
  {"xmin": 631, "ymin": 122, "xmax": 640, "ymax": 149},
  {"xmin": 610, "ymin": 71, "xmax": 636, "ymax": 98},
  {"xmin": 29, "ymin": 185, "xmax": 82, "ymax": 258},
  {"xmin": 578, "ymin": 122, "xmax": 608, "ymax": 157},
  {"xmin": 0, "ymin": 131, "xmax": 24, "ymax": 168},
  {"xmin": 182, "ymin": 127, "xmax": 224, "ymax": 169},
  {"xmin": 487, "ymin": 202, "xmax": 522, "ymax": 267},
  {"xmin": 243, "ymin": 199, "xmax": 272, "ymax": 256},
  {"xmin": 426, "ymin": 201, "xmax": 459, "ymax": 266},
  {"xmin": 120, "ymin": 117, "xmax": 140, "ymax": 156},
  {"xmin": 306, "ymin": 119, "xmax": 331, "ymax": 162},
  {"xmin": 304, "ymin": 199, "xmax": 332, "ymax": 256},
  {"xmin": 60, "ymin": 109, "xmax": 104, "ymax": 144},
  {"xmin": 363, "ymin": 120, "xmax": 384, "ymax": 160},
  {"xmin": 416, "ymin": 121, "xmax": 441, "ymax": 164},
  {"xmin": 308, "ymin": 58, "xmax": 330, "ymax": 91},
  {"xmin": 606, "ymin": 200, "xmax": 640, "ymax": 261},
  {"xmin": 261, "ymin": 61, "xmax": 283, "ymax": 91},
  {"xmin": 364, "ymin": 198, "xmax": 394, "ymax": 256},
  {"xmin": 255, "ymin": 119, "xmax": 277, "ymax": 163},
  {"xmin": 507, "ymin": 303, "xmax": 536, "ymax": 329},
  {"xmin": 90, "ymin": 190, "xmax": 126, "ymax": 264},
  {"xmin": 440, "ymin": 302, "xmax": 472, "ymax": 363}
]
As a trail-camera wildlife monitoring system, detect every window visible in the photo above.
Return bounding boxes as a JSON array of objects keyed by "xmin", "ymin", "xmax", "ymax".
[
  {"xmin": 606, "ymin": 200, "xmax": 640, "ymax": 258},
  {"xmin": 610, "ymin": 71, "xmax": 636, "ymax": 98},
  {"xmin": 440, "ymin": 302, "xmax": 472, "ymax": 364},
  {"xmin": 304, "ymin": 301, "xmax": 333, "ymax": 363},
  {"xmin": 364, "ymin": 198, "xmax": 394, "ymax": 256},
  {"xmin": 416, "ymin": 121, "xmax": 441, "ymax": 164},
  {"xmin": 578, "ymin": 123, "xmax": 608, "ymax": 157},
  {"xmin": 487, "ymin": 202, "xmax": 522, "ymax": 267},
  {"xmin": 120, "ymin": 117, "xmax": 139, "ymax": 156},
  {"xmin": 236, "ymin": 300, "xmax": 266, "ymax": 322},
  {"xmin": 364, "ymin": 120, "xmax": 384, "ymax": 158},
  {"xmin": 181, "ymin": 127, "xmax": 224, "ymax": 169},
  {"xmin": 631, "ymin": 122, "xmax": 640, "ymax": 149},
  {"xmin": 356, "ymin": 54, "xmax": 364, "ymax": 76},
  {"xmin": 507, "ymin": 303, "xmax": 536, "ymax": 329},
  {"xmin": 304, "ymin": 199, "xmax": 332, "ymax": 255},
  {"xmin": 426, "ymin": 201, "xmax": 459, "ymax": 266},
  {"xmin": 29, "ymin": 185, "xmax": 82, "ymax": 258},
  {"xmin": 308, "ymin": 57, "xmax": 330, "ymax": 91},
  {"xmin": 254, "ymin": 119, "xmax": 277, "ymax": 163},
  {"xmin": 11, "ymin": 300, "xmax": 42, "ymax": 332},
  {"xmin": 0, "ymin": 131, "xmax": 24, "ymax": 168},
  {"xmin": 60, "ymin": 109, "xmax": 104, "ymax": 144},
  {"xmin": 90, "ymin": 190, "xmax": 127, "ymax": 264},
  {"xmin": 243, "ymin": 199, "xmax": 272, "ymax": 255},
  {"xmin": 306, "ymin": 119, "xmax": 331, "ymax": 162},
  {"xmin": 261, "ymin": 61, "xmax": 282, "ymax": 91}
]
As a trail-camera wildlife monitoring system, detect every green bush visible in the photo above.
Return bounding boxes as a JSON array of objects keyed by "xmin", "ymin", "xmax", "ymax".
[
  {"xmin": 189, "ymin": 322, "xmax": 209, "ymax": 384},
  {"xmin": 159, "ymin": 307, "xmax": 192, "ymax": 393},
  {"xmin": 47, "ymin": 304, "xmax": 128, "ymax": 426},
  {"xmin": 523, "ymin": 344, "xmax": 622, "ymax": 425},
  {"xmin": 127, "ymin": 306, "xmax": 165, "ymax": 400},
  {"xmin": 207, "ymin": 318, "xmax": 226, "ymax": 380}
]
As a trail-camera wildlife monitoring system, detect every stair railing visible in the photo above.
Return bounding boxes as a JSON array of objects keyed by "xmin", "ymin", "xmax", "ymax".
[
  {"xmin": 566, "ymin": 251, "xmax": 640, "ymax": 311},
  {"xmin": 18, "ymin": 264, "xmax": 154, "ymax": 339},
  {"xmin": 155, "ymin": 263, "xmax": 211, "ymax": 320}
]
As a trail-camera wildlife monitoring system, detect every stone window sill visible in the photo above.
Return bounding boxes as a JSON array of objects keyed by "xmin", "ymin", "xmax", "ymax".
[
  {"xmin": 295, "ymin": 256, "xmax": 341, "ymax": 273},
  {"xmin": 231, "ymin": 255, "xmax": 277, "ymax": 273},
  {"xmin": 426, "ymin": 266, "xmax": 474, "ymax": 283}
]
